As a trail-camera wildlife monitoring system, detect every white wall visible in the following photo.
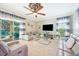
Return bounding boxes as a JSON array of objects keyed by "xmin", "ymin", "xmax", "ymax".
[
  {"xmin": 37, "ymin": 18, "xmax": 57, "ymax": 35},
  {"xmin": 25, "ymin": 19, "xmax": 37, "ymax": 34}
]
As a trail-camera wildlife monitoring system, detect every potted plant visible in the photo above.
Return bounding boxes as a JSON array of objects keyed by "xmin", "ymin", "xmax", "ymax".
[
  {"xmin": 58, "ymin": 27, "xmax": 65, "ymax": 37},
  {"xmin": 58, "ymin": 27, "xmax": 65, "ymax": 41}
]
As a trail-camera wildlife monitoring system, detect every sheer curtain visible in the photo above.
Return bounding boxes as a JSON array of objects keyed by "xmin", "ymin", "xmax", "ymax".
[{"xmin": 72, "ymin": 8, "xmax": 79, "ymax": 35}]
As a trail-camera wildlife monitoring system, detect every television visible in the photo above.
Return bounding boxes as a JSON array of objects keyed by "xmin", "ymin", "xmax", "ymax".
[{"xmin": 43, "ymin": 24, "xmax": 53, "ymax": 31}]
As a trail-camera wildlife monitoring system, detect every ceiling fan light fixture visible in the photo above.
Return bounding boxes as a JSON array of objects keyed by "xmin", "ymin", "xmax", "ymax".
[
  {"xmin": 33, "ymin": 13, "xmax": 37, "ymax": 18},
  {"xmin": 33, "ymin": 13, "xmax": 37, "ymax": 16}
]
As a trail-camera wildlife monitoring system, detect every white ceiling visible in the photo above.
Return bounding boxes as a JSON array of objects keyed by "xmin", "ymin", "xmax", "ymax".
[{"xmin": 0, "ymin": 3, "xmax": 79, "ymax": 21}]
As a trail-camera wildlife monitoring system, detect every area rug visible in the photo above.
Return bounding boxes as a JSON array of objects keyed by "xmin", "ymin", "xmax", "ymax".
[{"xmin": 37, "ymin": 39, "xmax": 51, "ymax": 45}]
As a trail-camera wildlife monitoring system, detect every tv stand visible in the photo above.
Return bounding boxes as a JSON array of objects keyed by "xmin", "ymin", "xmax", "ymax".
[
  {"xmin": 44, "ymin": 32, "xmax": 53, "ymax": 40},
  {"xmin": 44, "ymin": 31, "xmax": 48, "ymax": 40}
]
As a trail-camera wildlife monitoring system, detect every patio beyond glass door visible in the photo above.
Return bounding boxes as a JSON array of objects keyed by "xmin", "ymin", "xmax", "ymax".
[
  {"xmin": 0, "ymin": 19, "xmax": 20, "ymax": 40},
  {"xmin": 0, "ymin": 19, "xmax": 10, "ymax": 38},
  {"xmin": 14, "ymin": 22, "xmax": 19, "ymax": 40}
]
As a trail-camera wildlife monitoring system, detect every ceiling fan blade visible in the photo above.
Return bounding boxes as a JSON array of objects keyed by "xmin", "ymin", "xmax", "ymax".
[
  {"xmin": 26, "ymin": 13, "xmax": 33, "ymax": 15},
  {"xmin": 37, "ymin": 13, "xmax": 46, "ymax": 16},
  {"xmin": 38, "ymin": 6, "xmax": 43, "ymax": 11},
  {"xmin": 24, "ymin": 6, "xmax": 34, "ymax": 12},
  {"xmin": 36, "ymin": 6, "xmax": 43, "ymax": 12}
]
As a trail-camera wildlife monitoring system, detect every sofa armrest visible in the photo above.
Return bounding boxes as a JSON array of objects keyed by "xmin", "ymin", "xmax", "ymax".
[
  {"xmin": 8, "ymin": 45, "xmax": 28, "ymax": 56},
  {"xmin": 59, "ymin": 48, "xmax": 74, "ymax": 54},
  {"xmin": 58, "ymin": 48, "xmax": 74, "ymax": 56},
  {"xmin": 7, "ymin": 40, "xmax": 19, "ymax": 46}
]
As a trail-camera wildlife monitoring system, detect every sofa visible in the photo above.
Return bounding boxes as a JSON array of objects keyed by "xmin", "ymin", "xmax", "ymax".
[{"xmin": 0, "ymin": 40, "xmax": 28, "ymax": 56}]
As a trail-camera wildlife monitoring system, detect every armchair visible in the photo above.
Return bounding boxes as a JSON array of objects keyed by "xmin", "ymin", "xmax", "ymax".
[
  {"xmin": 0, "ymin": 40, "xmax": 28, "ymax": 56},
  {"xmin": 58, "ymin": 34, "xmax": 79, "ymax": 56}
]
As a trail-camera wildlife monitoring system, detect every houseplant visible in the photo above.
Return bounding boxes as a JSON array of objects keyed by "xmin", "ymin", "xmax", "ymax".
[{"xmin": 58, "ymin": 27, "xmax": 65, "ymax": 37}]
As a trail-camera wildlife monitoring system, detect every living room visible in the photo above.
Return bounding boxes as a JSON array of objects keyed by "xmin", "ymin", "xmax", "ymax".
[{"xmin": 0, "ymin": 3, "xmax": 79, "ymax": 56}]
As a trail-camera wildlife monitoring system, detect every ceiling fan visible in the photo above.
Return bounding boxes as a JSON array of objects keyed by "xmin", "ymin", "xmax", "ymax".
[{"xmin": 24, "ymin": 3, "xmax": 46, "ymax": 18}]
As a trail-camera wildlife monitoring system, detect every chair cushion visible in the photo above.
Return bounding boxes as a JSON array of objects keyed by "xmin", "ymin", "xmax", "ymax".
[
  {"xmin": 0, "ymin": 47, "xmax": 7, "ymax": 56},
  {"xmin": 66, "ymin": 37, "xmax": 75, "ymax": 49},
  {"xmin": 0, "ymin": 41, "xmax": 10, "ymax": 55}
]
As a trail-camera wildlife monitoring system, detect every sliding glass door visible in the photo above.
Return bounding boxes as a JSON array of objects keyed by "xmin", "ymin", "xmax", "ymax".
[
  {"xmin": 14, "ymin": 22, "xmax": 19, "ymax": 40},
  {"xmin": 0, "ymin": 19, "xmax": 20, "ymax": 40},
  {"xmin": 0, "ymin": 19, "xmax": 10, "ymax": 38}
]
